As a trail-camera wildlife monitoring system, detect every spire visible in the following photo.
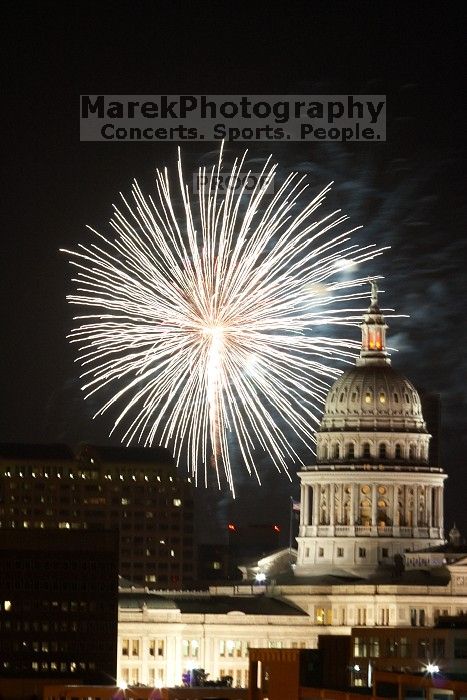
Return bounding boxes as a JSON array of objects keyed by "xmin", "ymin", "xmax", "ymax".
[{"xmin": 356, "ymin": 280, "xmax": 390, "ymax": 366}]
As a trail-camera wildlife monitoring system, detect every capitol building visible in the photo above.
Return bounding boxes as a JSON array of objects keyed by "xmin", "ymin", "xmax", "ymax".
[
  {"xmin": 295, "ymin": 282, "xmax": 446, "ymax": 577},
  {"xmin": 116, "ymin": 284, "xmax": 467, "ymax": 688}
]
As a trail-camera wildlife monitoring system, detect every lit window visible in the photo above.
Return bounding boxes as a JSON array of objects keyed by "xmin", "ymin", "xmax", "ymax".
[
  {"xmin": 4, "ymin": 601, "xmax": 12, "ymax": 611},
  {"xmin": 379, "ymin": 392, "xmax": 386, "ymax": 403},
  {"xmin": 173, "ymin": 498, "xmax": 182, "ymax": 507},
  {"xmin": 212, "ymin": 561, "xmax": 221, "ymax": 570},
  {"xmin": 149, "ymin": 639, "xmax": 164, "ymax": 657},
  {"xmin": 365, "ymin": 392, "xmax": 372, "ymax": 404}
]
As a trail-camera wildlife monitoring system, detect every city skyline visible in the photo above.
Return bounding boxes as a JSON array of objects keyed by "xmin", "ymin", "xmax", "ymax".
[{"xmin": 2, "ymin": 3, "xmax": 466, "ymax": 533}]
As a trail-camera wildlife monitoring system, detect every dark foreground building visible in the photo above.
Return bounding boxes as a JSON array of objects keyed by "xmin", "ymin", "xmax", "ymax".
[
  {"xmin": 0, "ymin": 443, "xmax": 195, "ymax": 587},
  {"xmin": 0, "ymin": 529, "xmax": 118, "ymax": 699}
]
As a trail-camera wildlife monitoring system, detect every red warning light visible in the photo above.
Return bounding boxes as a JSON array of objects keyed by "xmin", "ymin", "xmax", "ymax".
[
  {"xmin": 227, "ymin": 523, "xmax": 237, "ymax": 532},
  {"xmin": 273, "ymin": 525, "xmax": 280, "ymax": 532}
]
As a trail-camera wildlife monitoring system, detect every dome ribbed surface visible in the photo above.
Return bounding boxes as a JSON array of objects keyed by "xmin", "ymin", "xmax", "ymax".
[{"xmin": 320, "ymin": 364, "xmax": 427, "ymax": 433}]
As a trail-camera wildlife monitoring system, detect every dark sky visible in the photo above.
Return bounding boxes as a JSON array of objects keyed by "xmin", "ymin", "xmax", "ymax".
[{"xmin": 2, "ymin": 2, "xmax": 466, "ymax": 538}]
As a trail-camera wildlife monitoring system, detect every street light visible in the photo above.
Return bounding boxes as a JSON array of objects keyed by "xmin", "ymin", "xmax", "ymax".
[
  {"xmin": 255, "ymin": 572, "xmax": 266, "ymax": 583},
  {"xmin": 426, "ymin": 663, "xmax": 440, "ymax": 674}
]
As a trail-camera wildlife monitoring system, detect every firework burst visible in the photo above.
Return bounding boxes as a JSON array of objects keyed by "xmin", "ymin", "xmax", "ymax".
[{"xmin": 62, "ymin": 145, "xmax": 387, "ymax": 495}]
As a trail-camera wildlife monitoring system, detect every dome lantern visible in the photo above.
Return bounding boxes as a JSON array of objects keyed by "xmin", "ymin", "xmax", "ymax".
[{"xmin": 357, "ymin": 281, "xmax": 390, "ymax": 367}]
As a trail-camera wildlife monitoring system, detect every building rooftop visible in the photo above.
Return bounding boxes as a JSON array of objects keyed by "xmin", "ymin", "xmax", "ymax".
[
  {"xmin": 119, "ymin": 591, "xmax": 307, "ymax": 615},
  {"xmin": 77, "ymin": 443, "xmax": 175, "ymax": 465},
  {"xmin": 0, "ymin": 443, "xmax": 74, "ymax": 460}
]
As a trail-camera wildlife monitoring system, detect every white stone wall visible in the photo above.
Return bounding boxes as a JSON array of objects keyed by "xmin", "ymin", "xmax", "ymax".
[
  {"xmin": 295, "ymin": 469, "xmax": 446, "ymax": 576},
  {"xmin": 117, "ymin": 578, "xmax": 467, "ymax": 688},
  {"xmin": 117, "ymin": 608, "xmax": 314, "ymax": 688}
]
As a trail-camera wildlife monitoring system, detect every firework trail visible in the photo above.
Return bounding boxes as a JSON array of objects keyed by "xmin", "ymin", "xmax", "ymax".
[{"xmin": 62, "ymin": 145, "xmax": 387, "ymax": 495}]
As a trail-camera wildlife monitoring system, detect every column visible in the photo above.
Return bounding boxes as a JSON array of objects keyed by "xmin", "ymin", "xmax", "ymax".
[
  {"xmin": 438, "ymin": 486, "xmax": 444, "ymax": 534},
  {"xmin": 353, "ymin": 483, "xmax": 359, "ymax": 525},
  {"xmin": 312, "ymin": 485, "xmax": 319, "ymax": 526},
  {"xmin": 391, "ymin": 484, "xmax": 398, "ymax": 527},
  {"xmin": 404, "ymin": 485, "xmax": 409, "ymax": 528},
  {"xmin": 426, "ymin": 486, "xmax": 432, "ymax": 528},
  {"xmin": 300, "ymin": 484, "xmax": 305, "ymax": 526},
  {"xmin": 413, "ymin": 485, "xmax": 419, "ymax": 528},
  {"xmin": 330, "ymin": 484, "xmax": 335, "ymax": 526},
  {"xmin": 371, "ymin": 484, "xmax": 377, "ymax": 527},
  {"xmin": 432, "ymin": 486, "xmax": 438, "ymax": 529},
  {"xmin": 304, "ymin": 484, "xmax": 310, "ymax": 526}
]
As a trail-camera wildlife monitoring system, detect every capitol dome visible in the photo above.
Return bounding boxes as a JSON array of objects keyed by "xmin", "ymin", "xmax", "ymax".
[
  {"xmin": 315, "ymin": 282, "xmax": 429, "ymax": 465},
  {"xmin": 295, "ymin": 281, "xmax": 446, "ymax": 579},
  {"xmin": 320, "ymin": 364, "xmax": 426, "ymax": 433}
]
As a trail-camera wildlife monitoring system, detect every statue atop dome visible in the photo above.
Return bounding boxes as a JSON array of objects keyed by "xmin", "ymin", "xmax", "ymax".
[{"xmin": 370, "ymin": 280, "xmax": 380, "ymax": 310}]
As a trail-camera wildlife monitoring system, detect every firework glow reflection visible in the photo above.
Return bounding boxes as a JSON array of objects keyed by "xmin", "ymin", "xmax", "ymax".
[{"xmin": 62, "ymin": 145, "xmax": 388, "ymax": 495}]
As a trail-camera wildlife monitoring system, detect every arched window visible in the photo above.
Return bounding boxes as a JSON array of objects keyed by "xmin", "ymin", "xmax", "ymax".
[
  {"xmin": 333, "ymin": 444, "xmax": 340, "ymax": 460},
  {"xmin": 394, "ymin": 393, "xmax": 399, "ymax": 403},
  {"xmin": 379, "ymin": 443, "xmax": 387, "ymax": 459},
  {"xmin": 347, "ymin": 443, "xmax": 355, "ymax": 459},
  {"xmin": 322, "ymin": 444, "xmax": 328, "ymax": 460},
  {"xmin": 409, "ymin": 444, "xmax": 416, "ymax": 460},
  {"xmin": 379, "ymin": 392, "xmax": 386, "ymax": 404},
  {"xmin": 395, "ymin": 444, "xmax": 402, "ymax": 459},
  {"xmin": 364, "ymin": 391, "xmax": 372, "ymax": 404},
  {"xmin": 363, "ymin": 442, "xmax": 371, "ymax": 459}
]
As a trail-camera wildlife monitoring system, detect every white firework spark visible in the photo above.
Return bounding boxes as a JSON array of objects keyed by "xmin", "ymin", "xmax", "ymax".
[{"xmin": 62, "ymin": 145, "xmax": 388, "ymax": 495}]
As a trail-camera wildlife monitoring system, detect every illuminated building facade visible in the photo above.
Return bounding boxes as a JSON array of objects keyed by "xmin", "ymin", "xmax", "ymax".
[{"xmin": 116, "ymin": 568, "xmax": 467, "ymax": 689}]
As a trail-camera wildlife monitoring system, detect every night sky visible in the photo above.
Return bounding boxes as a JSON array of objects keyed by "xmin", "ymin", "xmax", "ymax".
[{"xmin": 3, "ymin": 2, "xmax": 466, "ymax": 539}]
